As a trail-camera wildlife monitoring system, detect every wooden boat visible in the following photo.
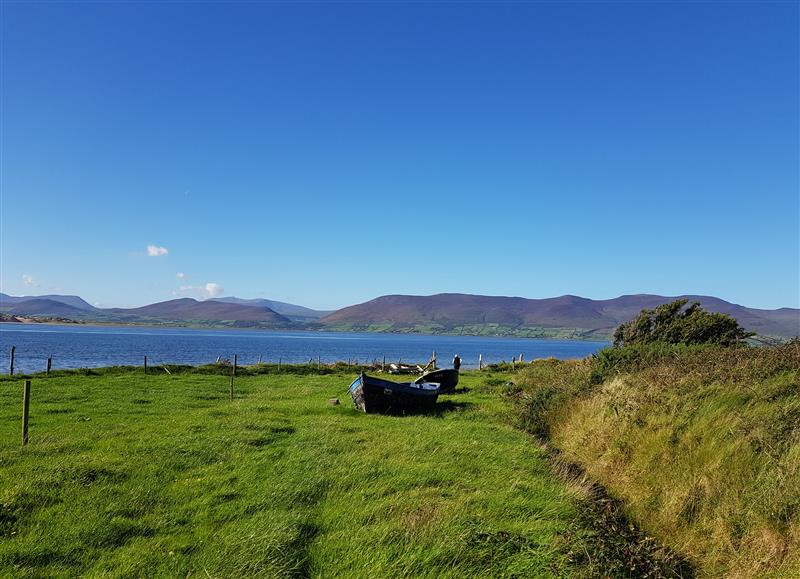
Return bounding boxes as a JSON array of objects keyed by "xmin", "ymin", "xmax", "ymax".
[
  {"xmin": 415, "ymin": 368, "xmax": 459, "ymax": 392},
  {"xmin": 349, "ymin": 372, "xmax": 440, "ymax": 414}
]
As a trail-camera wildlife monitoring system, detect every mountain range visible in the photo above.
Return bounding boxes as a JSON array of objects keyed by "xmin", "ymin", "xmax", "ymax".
[
  {"xmin": 1, "ymin": 292, "xmax": 798, "ymax": 339},
  {"xmin": 104, "ymin": 299, "xmax": 290, "ymax": 324},
  {"xmin": 0, "ymin": 294, "xmax": 95, "ymax": 311},
  {"xmin": 322, "ymin": 293, "xmax": 800, "ymax": 338}
]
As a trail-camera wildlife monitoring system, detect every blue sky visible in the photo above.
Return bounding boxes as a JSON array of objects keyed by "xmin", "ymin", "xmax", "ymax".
[{"xmin": 1, "ymin": 1, "xmax": 797, "ymax": 310}]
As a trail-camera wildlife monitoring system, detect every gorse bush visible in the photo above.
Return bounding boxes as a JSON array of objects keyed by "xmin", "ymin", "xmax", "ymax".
[
  {"xmin": 592, "ymin": 300, "xmax": 756, "ymax": 385},
  {"xmin": 590, "ymin": 340, "xmax": 800, "ymax": 388},
  {"xmin": 613, "ymin": 299, "xmax": 753, "ymax": 347}
]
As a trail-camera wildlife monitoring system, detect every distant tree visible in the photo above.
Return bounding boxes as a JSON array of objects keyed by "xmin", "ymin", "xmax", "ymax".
[{"xmin": 612, "ymin": 299, "xmax": 754, "ymax": 347}]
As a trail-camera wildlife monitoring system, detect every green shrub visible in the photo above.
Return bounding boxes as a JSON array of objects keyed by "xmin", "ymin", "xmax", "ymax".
[{"xmin": 613, "ymin": 299, "xmax": 753, "ymax": 347}]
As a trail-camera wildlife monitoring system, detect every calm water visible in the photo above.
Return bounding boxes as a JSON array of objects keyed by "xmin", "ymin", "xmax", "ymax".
[{"xmin": 0, "ymin": 323, "xmax": 608, "ymax": 375}]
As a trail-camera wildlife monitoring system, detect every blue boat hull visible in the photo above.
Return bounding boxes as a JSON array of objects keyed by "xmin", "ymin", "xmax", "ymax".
[{"xmin": 349, "ymin": 373, "xmax": 440, "ymax": 414}]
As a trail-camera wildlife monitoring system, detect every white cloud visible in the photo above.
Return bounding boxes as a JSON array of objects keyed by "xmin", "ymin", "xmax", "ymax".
[
  {"xmin": 205, "ymin": 282, "xmax": 223, "ymax": 298},
  {"xmin": 22, "ymin": 274, "xmax": 35, "ymax": 286},
  {"xmin": 176, "ymin": 272, "xmax": 185, "ymax": 279},
  {"xmin": 147, "ymin": 245, "xmax": 169, "ymax": 257}
]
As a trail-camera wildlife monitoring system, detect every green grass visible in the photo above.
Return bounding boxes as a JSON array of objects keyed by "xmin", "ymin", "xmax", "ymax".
[
  {"xmin": 0, "ymin": 367, "xmax": 600, "ymax": 577},
  {"xmin": 513, "ymin": 344, "xmax": 800, "ymax": 577}
]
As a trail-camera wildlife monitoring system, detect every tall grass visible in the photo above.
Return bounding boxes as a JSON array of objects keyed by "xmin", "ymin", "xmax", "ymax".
[{"xmin": 514, "ymin": 343, "xmax": 800, "ymax": 577}]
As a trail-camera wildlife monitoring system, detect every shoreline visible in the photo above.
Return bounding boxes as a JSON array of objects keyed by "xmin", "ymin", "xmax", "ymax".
[{"xmin": 0, "ymin": 318, "xmax": 612, "ymax": 343}]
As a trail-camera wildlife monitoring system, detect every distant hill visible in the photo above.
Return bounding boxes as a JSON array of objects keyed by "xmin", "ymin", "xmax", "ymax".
[
  {"xmin": 0, "ymin": 293, "xmax": 95, "ymax": 311},
  {"xmin": 210, "ymin": 297, "xmax": 331, "ymax": 320},
  {"xmin": 322, "ymin": 293, "xmax": 800, "ymax": 338},
  {"xmin": 594, "ymin": 294, "xmax": 800, "ymax": 338},
  {"xmin": 5, "ymin": 298, "xmax": 90, "ymax": 318},
  {"xmin": 106, "ymin": 298, "xmax": 290, "ymax": 324},
  {"xmin": 0, "ymin": 294, "xmax": 292, "ymax": 326}
]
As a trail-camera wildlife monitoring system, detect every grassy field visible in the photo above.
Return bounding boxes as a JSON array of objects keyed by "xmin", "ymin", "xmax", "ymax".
[
  {"xmin": 320, "ymin": 322, "xmax": 606, "ymax": 341},
  {"xmin": 0, "ymin": 366, "xmax": 614, "ymax": 577},
  {"xmin": 514, "ymin": 344, "xmax": 800, "ymax": 577}
]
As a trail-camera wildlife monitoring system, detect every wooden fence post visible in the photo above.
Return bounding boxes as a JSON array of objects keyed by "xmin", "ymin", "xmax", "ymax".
[
  {"xmin": 279, "ymin": 357, "xmax": 282, "ymax": 371},
  {"xmin": 230, "ymin": 354, "xmax": 237, "ymax": 400},
  {"xmin": 317, "ymin": 355, "xmax": 321, "ymax": 371},
  {"xmin": 46, "ymin": 356, "xmax": 52, "ymax": 375},
  {"xmin": 258, "ymin": 353, "xmax": 263, "ymax": 364},
  {"xmin": 432, "ymin": 351, "xmax": 437, "ymax": 370},
  {"xmin": 9, "ymin": 346, "xmax": 15, "ymax": 376},
  {"xmin": 144, "ymin": 355, "xmax": 147, "ymax": 375},
  {"xmin": 22, "ymin": 380, "xmax": 31, "ymax": 446},
  {"xmin": 479, "ymin": 354, "xmax": 483, "ymax": 370},
  {"xmin": 382, "ymin": 355, "xmax": 385, "ymax": 371}
]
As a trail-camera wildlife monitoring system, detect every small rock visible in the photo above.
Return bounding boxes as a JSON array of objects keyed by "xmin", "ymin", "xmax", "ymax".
[{"xmin": 328, "ymin": 398, "xmax": 340, "ymax": 406}]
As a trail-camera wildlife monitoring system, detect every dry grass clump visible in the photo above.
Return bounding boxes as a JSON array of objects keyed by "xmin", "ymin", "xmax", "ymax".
[{"xmin": 515, "ymin": 343, "xmax": 800, "ymax": 577}]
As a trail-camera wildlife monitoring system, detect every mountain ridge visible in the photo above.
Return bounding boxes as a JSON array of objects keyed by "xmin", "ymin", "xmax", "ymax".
[
  {"xmin": 0, "ymin": 295, "xmax": 291, "ymax": 327},
  {"xmin": 105, "ymin": 298, "xmax": 290, "ymax": 324},
  {"xmin": 322, "ymin": 293, "xmax": 800, "ymax": 338},
  {"xmin": 1, "ymin": 291, "xmax": 797, "ymax": 337},
  {"xmin": 0, "ymin": 292, "xmax": 95, "ymax": 311},
  {"xmin": 209, "ymin": 297, "xmax": 331, "ymax": 320},
  {"xmin": 4, "ymin": 298, "xmax": 90, "ymax": 318}
]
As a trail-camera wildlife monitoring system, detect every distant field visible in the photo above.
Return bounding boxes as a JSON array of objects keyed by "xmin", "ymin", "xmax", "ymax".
[
  {"xmin": 0, "ymin": 367, "xmax": 609, "ymax": 577},
  {"xmin": 321, "ymin": 322, "xmax": 607, "ymax": 341},
  {"xmin": 1, "ymin": 316, "xmax": 606, "ymax": 340}
]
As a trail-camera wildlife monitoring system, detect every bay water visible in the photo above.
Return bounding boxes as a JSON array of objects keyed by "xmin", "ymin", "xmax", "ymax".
[{"xmin": 0, "ymin": 323, "xmax": 608, "ymax": 375}]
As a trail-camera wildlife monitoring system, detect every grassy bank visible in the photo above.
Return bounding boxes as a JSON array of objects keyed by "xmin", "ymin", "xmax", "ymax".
[
  {"xmin": 513, "ymin": 344, "xmax": 800, "ymax": 577},
  {"xmin": 0, "ymin": 366, "xmax": 629, "ymax": 577}
]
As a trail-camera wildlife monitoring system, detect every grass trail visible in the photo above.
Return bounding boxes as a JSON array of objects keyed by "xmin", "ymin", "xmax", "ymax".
[{"xmin": 0, "ymin": 368, "xmax": 587, "ymax": 577}]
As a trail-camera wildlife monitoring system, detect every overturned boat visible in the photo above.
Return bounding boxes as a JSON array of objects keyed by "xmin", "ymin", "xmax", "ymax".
[
  {"xmin": 415, "ymin": 368, "xmax": 459, "ymax": 392},
  {"xmin": 349, "ymin": 372, "xmax": 440, "ymax": 414}
]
